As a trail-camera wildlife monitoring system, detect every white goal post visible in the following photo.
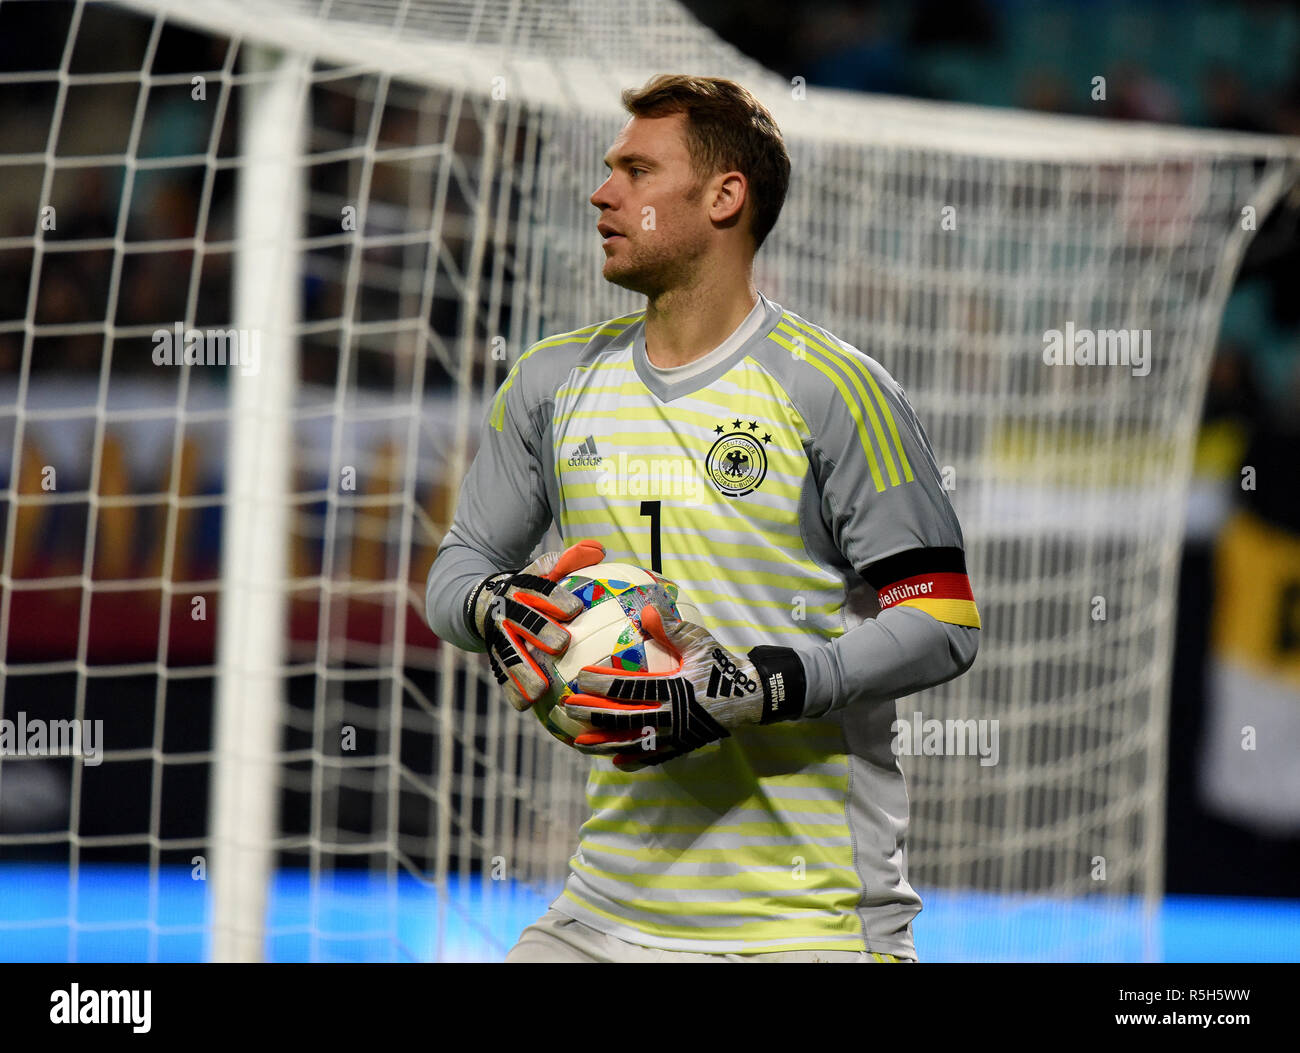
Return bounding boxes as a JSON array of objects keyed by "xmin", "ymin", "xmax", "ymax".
[{"xmin": 0, "ymin": 0, "xmax": 1297, "ymax": 962}]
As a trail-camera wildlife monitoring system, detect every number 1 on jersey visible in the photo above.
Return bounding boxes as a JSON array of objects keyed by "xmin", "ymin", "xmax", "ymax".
[{"xmin": 639, "ymin": 500, "xmax": 662, "ymax": 574}]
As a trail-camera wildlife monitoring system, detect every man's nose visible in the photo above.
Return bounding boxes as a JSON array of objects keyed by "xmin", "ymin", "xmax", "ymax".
[{"xmin": 590, "ymin": 176, "xmax": 615, "ymax": 211}]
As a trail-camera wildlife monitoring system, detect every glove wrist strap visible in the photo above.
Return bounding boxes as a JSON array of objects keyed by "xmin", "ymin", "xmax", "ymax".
[
  {"xmin": 748, "ymin": 646, "xmax": 807, "ymax": 724},
  {"xmin": 465, "ymin": 572, "xmax": 510, "ymax": 642}
]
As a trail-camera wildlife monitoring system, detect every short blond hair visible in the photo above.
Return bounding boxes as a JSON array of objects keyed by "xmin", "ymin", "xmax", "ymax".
[{"xmin": 621, "ymin": 74, "xmax": 790, "ymax": 250}]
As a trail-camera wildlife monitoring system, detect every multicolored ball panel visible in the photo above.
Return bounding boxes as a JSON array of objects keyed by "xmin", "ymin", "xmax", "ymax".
[{"xmin": 532, "ymin": 562, "xmax": 696, "ymax": 747}]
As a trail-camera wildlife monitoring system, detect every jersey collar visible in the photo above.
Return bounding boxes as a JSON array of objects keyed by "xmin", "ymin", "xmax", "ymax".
[{"xmin": 630, "ymin": 290, "xmax": 786, "ymax": 402}]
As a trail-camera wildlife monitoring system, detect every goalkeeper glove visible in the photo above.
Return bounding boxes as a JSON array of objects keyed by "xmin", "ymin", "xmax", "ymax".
[
  {"xmin": 562, "ymin": 590, "xmax": 806, "ymax": 770},
  {"xmin": 466, "ymin": 539, "xmax": 605, "ymax": 711}
]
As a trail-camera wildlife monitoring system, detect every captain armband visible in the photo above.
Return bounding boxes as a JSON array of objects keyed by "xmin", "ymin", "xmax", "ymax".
[{"xmin": 863, "ymin": 547, "xmax": 981, "ymax": 630}]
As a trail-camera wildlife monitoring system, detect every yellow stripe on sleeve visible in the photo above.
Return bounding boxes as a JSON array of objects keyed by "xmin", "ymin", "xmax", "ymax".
[{"xmin": 896, "ymin": 596, "xmax": 982, "ymax": 629}]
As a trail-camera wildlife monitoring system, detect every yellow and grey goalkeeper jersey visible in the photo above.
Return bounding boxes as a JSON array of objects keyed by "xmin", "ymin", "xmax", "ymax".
[{"xmin": 428, "ymin": 291, "xmax": 980, "ymax": 957}]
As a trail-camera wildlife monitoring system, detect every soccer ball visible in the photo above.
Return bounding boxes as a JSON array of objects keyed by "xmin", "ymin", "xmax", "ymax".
[{"xmin": 533, "ymin": 562, "xmax": 701, "ymax": 746}]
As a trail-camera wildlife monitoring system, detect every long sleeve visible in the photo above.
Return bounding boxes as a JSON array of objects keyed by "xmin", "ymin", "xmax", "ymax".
[
  {"xmin": 784, "ymin": 347, "xmax": 980, "ymax": 718},
  {"xmin": 425, "ymin": 357, "xmax": 554, "ymax": 652},
  {"xmin": 797, "ymin": 605, "xmax": 979, "ymax": 719}
]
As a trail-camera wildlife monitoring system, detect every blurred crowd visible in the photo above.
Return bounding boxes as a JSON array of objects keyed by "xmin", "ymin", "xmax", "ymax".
[
  {"xmin": 695, "ymin": 0, "xmax": 1300, "ymax": 429},
  {"xmin": 3, "ymin": 0, "xmax": 1297, "ymax": 420}
]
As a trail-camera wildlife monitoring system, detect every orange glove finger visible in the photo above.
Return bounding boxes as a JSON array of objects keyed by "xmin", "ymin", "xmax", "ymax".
[
  {"xmin": 545, "ymin": 539, "xmax": 606, "ymax": 581},
  {"xmin": 563, "ymin": 691, "xmax": 659, "ymax": 712},
  {"xmin": 637, "ymin": 603, "xmax": 681, "ymax": 658},
  {"xmin": 573, "ymin": 729, "xmax": 642, "ymax": 746}
]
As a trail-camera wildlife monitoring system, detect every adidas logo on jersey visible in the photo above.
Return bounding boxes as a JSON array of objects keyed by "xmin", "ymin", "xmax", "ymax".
[{"xmin": 567, "ymin": 435, "xmax": 602, "ymax": 468}]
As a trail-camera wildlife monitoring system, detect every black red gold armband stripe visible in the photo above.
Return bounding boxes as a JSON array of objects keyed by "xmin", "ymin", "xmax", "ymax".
[{"xmin": 862, "ymin": 547, "xmax": 981, "ymax": 629}]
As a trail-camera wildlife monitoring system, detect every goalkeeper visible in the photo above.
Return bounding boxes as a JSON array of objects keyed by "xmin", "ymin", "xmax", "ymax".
[{"xmin": 426, "ymin": 74, "xmax": 979, "ymax": 963}]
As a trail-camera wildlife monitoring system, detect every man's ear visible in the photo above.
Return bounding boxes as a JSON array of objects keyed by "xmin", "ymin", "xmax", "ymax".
[{"xmin": 709, "ymin": 170, "xmax": 748, "ymax": 228}]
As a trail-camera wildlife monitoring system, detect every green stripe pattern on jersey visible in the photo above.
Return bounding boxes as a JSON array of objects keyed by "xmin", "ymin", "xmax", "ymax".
[{"xmin": 550, "ymin": 334, "xmax": 867, "ymax": 953}]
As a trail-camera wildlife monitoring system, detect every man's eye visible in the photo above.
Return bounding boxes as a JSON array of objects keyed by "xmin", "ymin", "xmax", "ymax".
[{"xmin": 629, "ymin": 167, "xmax": 644, "ymax": 177}]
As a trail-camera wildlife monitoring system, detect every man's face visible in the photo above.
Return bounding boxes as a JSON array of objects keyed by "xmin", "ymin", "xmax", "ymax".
[{"xmin": 589, "ymin": 114, "xmax": 714, "ymax": 297}]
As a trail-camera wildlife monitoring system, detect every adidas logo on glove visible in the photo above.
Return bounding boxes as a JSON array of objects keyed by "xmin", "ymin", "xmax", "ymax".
[{"xmin": 707, "ymin": 647, "xmax": 759, "ymax": 697}]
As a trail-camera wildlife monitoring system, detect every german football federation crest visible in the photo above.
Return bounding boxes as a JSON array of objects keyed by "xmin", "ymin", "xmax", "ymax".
[{"xmin": 706, "ymin": 419, "xmax": 772, "ymax": 497}]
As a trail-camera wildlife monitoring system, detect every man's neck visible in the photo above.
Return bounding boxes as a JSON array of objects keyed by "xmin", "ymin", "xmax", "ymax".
[{"xmin": 643, "ymin": 272, "xmax": 759, "ymax": 369}]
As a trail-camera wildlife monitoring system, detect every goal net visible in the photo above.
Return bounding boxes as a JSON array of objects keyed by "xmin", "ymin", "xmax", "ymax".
[{"xmin": 0, "ymin": 0, "xmax": 1296, "ymax": 961}]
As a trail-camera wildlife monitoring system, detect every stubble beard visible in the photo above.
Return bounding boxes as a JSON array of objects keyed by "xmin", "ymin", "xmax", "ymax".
[{"xmin": 602, "ymin": 232, "xmax": 704, "ymax": 300}]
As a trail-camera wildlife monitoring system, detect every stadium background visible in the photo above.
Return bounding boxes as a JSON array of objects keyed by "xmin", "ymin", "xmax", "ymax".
[{"xmin": 0, "ymin": 0, "xmax": 1297, "ymax": 960}]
